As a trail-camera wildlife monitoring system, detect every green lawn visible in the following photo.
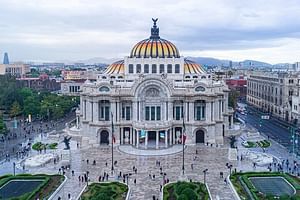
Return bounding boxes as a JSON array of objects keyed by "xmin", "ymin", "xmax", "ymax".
[
  {"xmin": 242, "ymin": 141, "xmax": 257, "ymax": 148},
  {"xmin": 32, "ymin": 142, "xmax": 58, "ymax": 151},
  {"xmin": 163, "ymin": 181, "xmax": 209, "ymax": 200},
  {"xmin": 230, "ymin": 172, "xmax": 300, "ymax": 200},
  {"xmin": 81, "ymin": 182, "xmax": 128, "ymax": 200},
  {"xmin": 256, "ymin": 140, "xmax": 271, "ymax": 148},
  {"xmin": 0, "ymin": 174, "xmax": 64, "ymax": 200}
]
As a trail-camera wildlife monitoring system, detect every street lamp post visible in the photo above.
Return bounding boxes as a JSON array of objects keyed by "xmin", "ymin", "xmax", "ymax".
[
  {"xmin": 181, "ymin": 100, "xmax": 186, "ymax": 175},
  {"xmin": 13, "ymin": 162, "xmax": 16, "ymax": 176},
  {"xmin": 203, "ymin": 169, "xmax": 208, "ymax": 184},
  {"xmin": 111, "ymin": 113, "xmax": 114, "ymax": 175}
]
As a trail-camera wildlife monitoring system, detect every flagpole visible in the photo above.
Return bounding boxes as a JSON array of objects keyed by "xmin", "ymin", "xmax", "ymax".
[
  {"xmin": 182, "ymin": 103, "xmax": 185, "ymax": 175},
  {"xmin": 111, "ymin": 112, "xmax": 114, "ymax": 174}
]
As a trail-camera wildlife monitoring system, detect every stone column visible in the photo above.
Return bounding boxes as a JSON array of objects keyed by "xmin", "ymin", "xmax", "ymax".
[
  {"xmin": 169, "ymin": 101, "xmax": 173, "ymax": 121},
  {"xmin": 185, "ymin": 102, "xmax": 188, "ymax": 121},
  {"xmin": 132, "ymin": 101, "xmax": 137, "ymax": 121},
  {"xmin": 76, "ymin": 116, "xmax": 79, "ymax": 128},
  {"xmin": 156, "ymin": 131, "xmax": 159, "ymax": 149},
  {"xmin": 116, "ymin": 101, "xmax": 121, "ymax": 122},
  {"xmin": 173, "ymin": 127, "xmax": 176, "ymax": 144},
  {"xmin": 136, "ymin": 130, "xmax": 139, "ymax": 148},
  {"xmin": 190, "ymin": 101, "xmax": 195, "ymax": 122},
  {"xmin": 165, "ymin": 130, "xmax": 168, "ymax": 148},
  {"xmin": 145, "ymin": 131, "xmax": 148, "ymax": 149},
  {"xmin": 206, "ymin": 101, "xmax": 211, "ymax": 123},
  {"xmin": 93, "ymin": 101, "xmax": 98, "ymax": 122}
]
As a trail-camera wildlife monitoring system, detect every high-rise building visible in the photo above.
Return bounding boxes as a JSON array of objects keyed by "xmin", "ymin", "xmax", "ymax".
[{"xmin": 3, "ymin": 52, "xmax": 9, "ymax": 64}]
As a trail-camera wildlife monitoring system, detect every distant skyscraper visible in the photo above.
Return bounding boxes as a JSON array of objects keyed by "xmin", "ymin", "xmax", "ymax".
[{"xmin": 3, "ymin": 52, "xmax": 9, "ymax": 64}]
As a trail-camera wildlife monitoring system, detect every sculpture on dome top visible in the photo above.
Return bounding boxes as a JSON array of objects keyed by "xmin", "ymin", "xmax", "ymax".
[
  {"xmin": 152, "ymin": 18, "xmax": 158, "ymax": 26},
  {"xmin": 150, "ymin": 18, "xmax": 160, "ymax": 39}
]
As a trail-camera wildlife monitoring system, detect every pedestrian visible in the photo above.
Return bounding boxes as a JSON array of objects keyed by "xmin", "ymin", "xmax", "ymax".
[
  {"xmin": 72, "ymin": 170, "xmax": 74, "ymax": 176},
  {"xmin": 134, "ymin": 178, "xmax": 136, "ymax": 185},
  {"xmin": 191, "ymin": 163, "xmax": 193, "ymax": 170},
  {"xmin": 220, "ymin": 172, "xmax": 223, "ymax": 178},
  {"xmin": 68, "ymin": 193, "xmax": 71, "ymax": 199},
  {"xmin": 160, "ymin": 185, "xmax": 162, "ymax": 192},
  {"xmin": 93, "ymin": 160, "xmax": 96, "ymax": 165},
  {"xmin": 196, "ymin": 149, "xmax": 198, "ymax": 154},
  {"xmin": 86, "ymin": 159, "xmax": 89, "ymax": 164},
  {"xmin": 224, "ymin": 178, "xmax": 227, "ymax": 185}
]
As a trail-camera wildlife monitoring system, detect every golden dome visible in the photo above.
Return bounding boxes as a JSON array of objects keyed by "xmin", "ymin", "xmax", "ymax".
[
  {"xmin": 104, "ymin": 60, "xmax": 124, "ymax": 74},
  {"xmin": 130, "ymin": 18, "xmax": 180, "ymax": 58},
  {"xmin": 184, "ymin": 59, "xmax": 206, "ymax": 74},
  {"xmin": 130, "ymin": 38, "xmax": 180, "ymax": 58}
]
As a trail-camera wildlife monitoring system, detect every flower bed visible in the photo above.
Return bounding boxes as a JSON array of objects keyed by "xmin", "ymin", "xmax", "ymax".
[
  {"xmin": 81, "ymin": 182, "xmax": 128, "ymax": 200},
  {"xmin": 163, "ymin": 181, "xmax": 209, "ymax": 200}
]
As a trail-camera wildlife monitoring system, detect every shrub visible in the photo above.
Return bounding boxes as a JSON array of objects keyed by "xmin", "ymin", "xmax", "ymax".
[
  {"xmin": 177, "ymin": 194, "xmax": 189, "ymax": 200},
  {"xmin": 181, "ymin": 188, "xmax": 198, "ymax": 200}
]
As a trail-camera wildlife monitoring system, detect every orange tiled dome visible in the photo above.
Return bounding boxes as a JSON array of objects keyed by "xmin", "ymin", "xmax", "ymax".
[
  {"xmin": 104, "ymin": 60, "xmax": 124, "ymax": 74},
  {"xmin": 184, "ymin": 59, "xmax": 206, "ymax": 74}
]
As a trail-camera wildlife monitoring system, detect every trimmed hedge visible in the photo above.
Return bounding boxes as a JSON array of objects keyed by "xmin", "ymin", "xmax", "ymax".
[
  {"xmin": 32, "ymin": 142, "xmax": 58, "ymax": 151},
  {"xmin": 256, "ymin": 140, "xmax": 271, "ymax": 148},
  {"xmin": 81, "ymin": 182, "xmax": 128, "ymax": 200},
  {"xmin": 230, "ymin": 172, "xmax": 300, "ymax": 200},
  {"xmin": 163, "ymin": 181, "xmax": 209, "ymax": 200},
  {"xmin": 0, "ymin": 174, "xmax": 64, "ymax": 200}
]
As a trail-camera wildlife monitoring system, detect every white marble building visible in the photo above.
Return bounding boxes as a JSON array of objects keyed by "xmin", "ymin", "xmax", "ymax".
[{"xmin": 77, "ymin": 19, "xmax": 233, "ymax": 149}]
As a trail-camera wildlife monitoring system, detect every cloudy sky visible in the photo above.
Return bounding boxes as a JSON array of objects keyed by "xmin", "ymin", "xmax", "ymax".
[{"xmin": 0, "ymin": 0, "xmax": 300, "ymax": 64}]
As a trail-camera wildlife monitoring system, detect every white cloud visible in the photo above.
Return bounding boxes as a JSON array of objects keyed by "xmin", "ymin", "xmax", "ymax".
[{"xmin": 0, "ymin": 0, "xmax": 300, "ymax": 63}]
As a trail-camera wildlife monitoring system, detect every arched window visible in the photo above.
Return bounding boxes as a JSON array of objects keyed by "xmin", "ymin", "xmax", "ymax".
[
  {"xmin": 99, "ymin": 86, "xmax": 110, "ymax": 92},
  {"xmin": 195, "ymin": 86, "xmax": 205, "ymax": 92}
]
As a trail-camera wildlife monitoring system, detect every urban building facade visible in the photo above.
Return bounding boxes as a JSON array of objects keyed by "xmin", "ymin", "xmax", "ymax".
[
  {"xmin": 76, "ymin": 20, "xmax": 233, "ymax": 148},
  {"xmin": 16, "ymin": 74, "xmax": 60, "ymax": 92},
  {"xmin": 247, "ymin": 71, "xmax": 299, "ymax": 122}
]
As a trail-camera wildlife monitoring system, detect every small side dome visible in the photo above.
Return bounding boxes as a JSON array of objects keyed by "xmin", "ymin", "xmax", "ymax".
[
  {"xmin": 184, "ymin": 59, "xmax": 206, "ymax": 74},
  {"xmin": 104, "ymin": 60, "xmax": 124, "ymax": 74}
]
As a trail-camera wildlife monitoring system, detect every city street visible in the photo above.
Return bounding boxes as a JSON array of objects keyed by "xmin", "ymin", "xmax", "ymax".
[
  {"xmin": 0, "ymin": 111, "xmax": 76, "ymax": 161},
  {"xmin": 237, "ymin": 105, "xmax": 292, "ymax": 149}
]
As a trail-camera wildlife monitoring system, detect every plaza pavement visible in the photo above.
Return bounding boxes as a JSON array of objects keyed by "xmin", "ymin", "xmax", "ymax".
[{"xmin": 3, "ymin": 122, "xmax": 295, "ymax": 200}]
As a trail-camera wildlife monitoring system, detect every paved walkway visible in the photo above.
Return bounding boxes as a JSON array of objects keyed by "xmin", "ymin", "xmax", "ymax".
[{"xmin": 118, "ymin": 144, "xmax": 184, "ymax": 156}]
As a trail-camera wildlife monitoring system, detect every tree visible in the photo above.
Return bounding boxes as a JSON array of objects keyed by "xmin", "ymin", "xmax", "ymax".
[
  {"xmin": 23, "ymin": 96, "xmax": 40, "ymax": 117},
  {"xmin": 0, "ymin": 116, "xmax": 7, "ymax": 134},
  {"xmin": 10, "ymin": 101, "xmax": 21, "ymax": 117},
  {"xmin": 228, "ymin": 90, "xmax": 240, "ymax": 109}
]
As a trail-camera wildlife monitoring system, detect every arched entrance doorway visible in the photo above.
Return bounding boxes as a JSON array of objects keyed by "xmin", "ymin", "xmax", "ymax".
[
  {"xmin": 196, "ymin": 129, "xmax": 205, "ymax": 143},
  {"xmin": 100, "ymin": 130, "xmax": 109, "ymax": 145}
]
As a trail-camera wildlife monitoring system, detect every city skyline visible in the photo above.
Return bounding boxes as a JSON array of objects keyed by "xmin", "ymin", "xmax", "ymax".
[{"xmin": 0, "ymin": 0, "xmax": 300, "ymax": 64}]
